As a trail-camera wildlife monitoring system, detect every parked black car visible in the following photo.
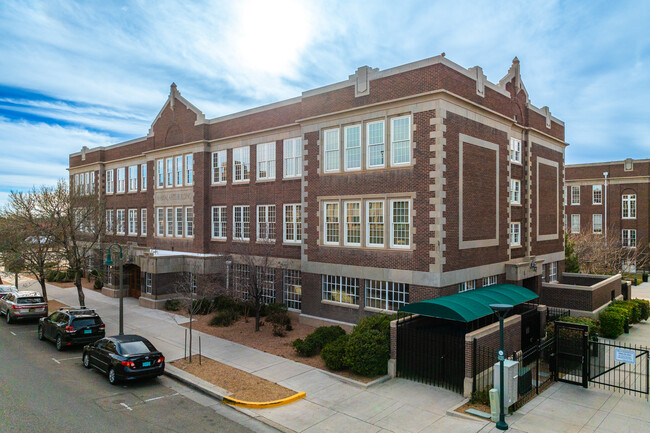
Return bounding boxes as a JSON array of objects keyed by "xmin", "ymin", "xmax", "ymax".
[
  {"xmin": 83, "ymin": 335, "xmax": 165, "ymax": 384},
  {"xmin": 38, "ymin": 308, "xmax": 105, "ymax": 350}
]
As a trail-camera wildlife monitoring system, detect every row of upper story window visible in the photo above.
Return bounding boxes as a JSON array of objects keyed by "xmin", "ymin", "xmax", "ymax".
[
  {"xmin": 565, "ymin": 186, "xmax": 637, "ymax": 218},
  {"xmin": 105, "ymin": 163, "xmax": 152, "ymax": 194},
  {"xmin": 73, "ymin": 171, "xmax": 96, "ymax": 195},
  {"xmin": 105, "ymin": 208, "xmax": 149, "ymax": 236},
  {"xmin": 207, "ymin": 204, "xmax": 302, "ymax": 244},
  {"xmin": 155, "ymin": 154, "xmax": 194, "ymax": 189},
  {"xmin": 567, "ymin": 214, "xmax": 637, "ymax": 247}
]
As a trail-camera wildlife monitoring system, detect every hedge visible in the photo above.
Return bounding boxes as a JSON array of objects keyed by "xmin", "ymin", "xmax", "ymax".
[
  {"xmin": 320, "ymin": 334, "xmax": 350, "ymax": 370},
  {"xmin": 546, "ymin": 316, "xmax": 599, "ymax": 339},
  {"xmin": 345, "ymin": 329, "xmax": 389, "ymax": 376},
  {"xmin": 209, "ymin": 309, "xmax": 240, "ymax": 327},
  {"xmin": 599, "ymin": 310, "xmax": 625, "ymax": 339},
  {"xmin": 292, "ymin": 325, "xmax": 346, "ymax": 357},
  {"xmin": 632, "ymin": 299, "xmax": 650, "ymax": 321}
]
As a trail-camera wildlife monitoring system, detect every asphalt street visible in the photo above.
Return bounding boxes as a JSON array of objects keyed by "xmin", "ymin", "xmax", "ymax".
[{"xmin": 0, "ymin": 316, "xmax": 277, "ymax": 433}]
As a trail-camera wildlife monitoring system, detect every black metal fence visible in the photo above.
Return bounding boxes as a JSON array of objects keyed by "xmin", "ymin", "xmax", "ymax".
[
  {"xmin": 589, "ymin": 339, "xmax": 649, "ymax": 397},
  {"xmin": 396, "ymin": 316, "xmax": 466, "ymax": 394},
  {"xmin": 546, "ymin": 306, "xmax": 571, "ymax": 323}
]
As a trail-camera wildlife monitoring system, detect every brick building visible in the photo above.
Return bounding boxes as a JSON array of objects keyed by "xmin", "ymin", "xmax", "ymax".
[
  {"xmin": 565, "ymin": 158, "xmax": 649, "ymax": 272},
  {"xmin": 69, "ymin": 55, "xmax": 566, "ymax": 326}
]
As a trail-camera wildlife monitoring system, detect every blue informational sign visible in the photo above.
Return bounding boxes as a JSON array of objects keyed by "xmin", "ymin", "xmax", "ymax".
[{"xmin": 614, "ymin": 347, "xmax": 636, "ymax": 365}]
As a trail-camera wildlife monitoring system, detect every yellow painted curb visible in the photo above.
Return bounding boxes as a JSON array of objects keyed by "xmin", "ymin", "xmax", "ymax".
[{"xmin": 223, "ymin": 391, "xmax": 306, "ymax": 409}]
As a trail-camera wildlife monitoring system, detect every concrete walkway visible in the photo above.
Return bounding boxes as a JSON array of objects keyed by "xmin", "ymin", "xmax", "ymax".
[{"xmin": 12, "ymin": 277, "xmax": 650, "ymax": 433}]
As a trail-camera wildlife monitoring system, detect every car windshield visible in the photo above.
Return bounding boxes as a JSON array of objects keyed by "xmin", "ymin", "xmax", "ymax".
[
  {"xmin": 17, "ymin": 297, "xmax": 45, "ymax": 304},
  {"xmin": 72, "ymin": 318, "xmax": 100, "ymax": 327},
  {"xmin": 0, "ymin": 287, "xmax": 15, "ymax": 293},
  {"xmin": 119, "ymin": 340, "xmax": 155, "ymax": 355}
]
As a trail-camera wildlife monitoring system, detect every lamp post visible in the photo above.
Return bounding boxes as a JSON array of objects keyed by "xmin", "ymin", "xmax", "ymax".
[
  {"xmin": 104, "ymin": 244, "xmax": 124, "ymax": 335},
  {"xmin": 490, "ymin": 303, "xmax": 513, "ymax": 431}
]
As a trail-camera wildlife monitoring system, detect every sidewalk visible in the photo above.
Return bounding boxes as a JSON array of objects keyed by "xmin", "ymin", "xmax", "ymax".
[{"xmin": 18, "ymin": 278, "xmax": 650, "ymax": 433}]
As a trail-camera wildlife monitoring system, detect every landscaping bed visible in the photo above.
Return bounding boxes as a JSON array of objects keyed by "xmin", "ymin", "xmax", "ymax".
[
  {"xmin": 48, "ymin": 299, "xmax": 69, "ymax": 311},
  {"xmin": 171, "ymin": 357, "xmax": 295, "ymax": 401}
]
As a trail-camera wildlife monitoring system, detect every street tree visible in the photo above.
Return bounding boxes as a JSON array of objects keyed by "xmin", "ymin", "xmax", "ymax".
[
  {"xmin": 0, "ymin": 215, "xmax": 25, "ymax": 289},
  {"xmin": 570, "ymin": 227, "xmax": 649, "ymax": 276}
]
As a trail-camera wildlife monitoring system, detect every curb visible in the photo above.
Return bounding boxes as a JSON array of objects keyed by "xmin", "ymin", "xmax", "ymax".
[
  {"xmin": 223, "ymin": 392, "xmax": 306, "ymax": 409},
  {"xmin": 445, "ymin": 398, "xmax": 490, "ymax": 423},
  {"xmin": 164, "ymin": 364, "xmax": 229, "ymax": 402},
  {"xmin": 320, "ymin": 370, "xmax": 391, "ymax": 389}
]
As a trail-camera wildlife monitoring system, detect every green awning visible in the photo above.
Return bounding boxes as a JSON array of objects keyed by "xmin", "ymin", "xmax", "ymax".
[{"xmin": 399, "ymin": 284, "xmax": 538, "ymax": 323}]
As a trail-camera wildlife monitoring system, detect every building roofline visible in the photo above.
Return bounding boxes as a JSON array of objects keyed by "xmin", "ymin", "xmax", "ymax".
[{"xmin": 566, "ymin": 158, "xmax": 650, "ymax": 168}]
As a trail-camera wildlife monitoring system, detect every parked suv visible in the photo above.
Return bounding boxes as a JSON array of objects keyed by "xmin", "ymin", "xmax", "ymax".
[
  {"xmin": 0, "ymin": 285, "xmax": 17, "ymax": 300},
  {"xmin": 0, "ymin": 291, "xmax": 48, "ymax": 323},
  {"xmin": 38, "ymin": 308, "xmax": 105, "ymax": 351}
]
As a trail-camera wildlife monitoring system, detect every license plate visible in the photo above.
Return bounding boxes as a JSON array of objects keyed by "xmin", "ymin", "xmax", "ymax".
[
  {"xmin": 84, "ymin": 329, "xmax": 92, "ymax": 334},
  {"xmin": 142, "ymin": 361, "xmax": 151, "ymax": 367},
  {"xmin": 29, "ymin": 308, "xmax": 35, "ymax": 312}
]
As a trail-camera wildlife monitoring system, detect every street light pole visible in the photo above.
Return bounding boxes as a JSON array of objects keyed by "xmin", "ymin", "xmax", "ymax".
[
  {"xmin": 490, "ymin": 303, "xmax": 513, "ymax": 431},
  {"xmin": 104, "ymin": 243, "xmax": 124, "ymax": 335}
]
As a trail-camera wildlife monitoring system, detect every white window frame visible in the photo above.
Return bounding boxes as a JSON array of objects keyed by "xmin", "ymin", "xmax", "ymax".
[
  {"xmin": 366, "ymin": 200, "xmax": 384, "ymax": 247},
  {"xmin": 116, "ymin": 209, "xmax": 125, "ymax": 235},
  {"xmin": 592, "ymin": 185, "xmax": 602, "ymax": 205},
  {"xmin": 458, "ymin": 280, "xmax": 476, "ymax": 293},
  {"xmin": 117, "ymin": 168, "xmax": 126, "ymax": 193},
  {"xmin": 592, "ymin": 214, "xmax": 602, "ymax": 234},
  {"xmin": 323, "ymin": 202, "xmax": 340, "ymax": 245},
  {"xmin": 185, "ymin": 154, "xmax": 193, "ymax": 185},
  {"xmin": 175, "ymin": 207, "xmax": 184, "ymax": 237},
  {"xmin": 211, "ymin": 206, "xmax": 227, "ymax": 239},
  {"xmin": 175, "ymin": 156, "xmax": 183, "ymax": 187},
  {"xmin": 548, "ymin": 262, "xmax": 558, "ymax": 282},
  {"xmin": 563, "ymin": 186, "xmax": 567, "ymax": 206},
  {"xmin": 510, "ymin": 179, "xmax": 521, "ymax": 205},
  {"xmin": 166, "ymin": 207, "xmax": 173, "ymax": 236},
  {"xmin": 166, "ymin": 158, "xmax": 173, "ymax": 187},
  {"xmin": 128, "ymin": 166, "xmax": 138, "ymax": 192},
  {"xmin": 185, "ymin": 207, "xmax": 194, "ymax": 237},
  {"xmin": 257, "ymin": 204, "xmax": 276, "ymax": 241},
  {"xmin": 366, "ymin": 120, "xmax": 385, "ymax": 168},
  {"xmin": 571, "ymin": 186, "xmax": 580, "ymax": 205},
  {"xmin": 233, "ymin": 147, "xmax": 250, "ymax": 182},
  {"xmin": 106, "ymin": 210, "xmax": 114, "ymax": 233},
  {"xmin": 128, "ymin": 209, "xmax": 137, "ymax": 235},
  {"xmin": 482, "ymin": 275, "xmax": 498, "ymax": 287},
  {"xmin": 283, "ymin": 204, "xmax": 301, "ymax": 244},
  {"xmin": 390, "ymin": 115, "xmax": 411, "ymax": 166},
  {"xmin": 509, "ymin": 138, "xmax": 522, "ymax": 164},
  {"xmin": 344, "ymin": 125, "xmax": 361, "ymax": 171},
  {"xmin": 323, "ymin": 128, "xmax": 340, "ymax": 172},
  {"xmin": 283, "ymin": 269, "xmax": 302, "ymax": 310},
  {"xmin": 344, "ymin": 201, "xmax": 361, "ymax": 246},
  {"xmin": 622, "ymin": 229, "xmax": 636, "ymax": 248},
  {"xmin": 365, "ymin": 280, "xmax": 409, "ymax": 312},
  {"xmin": 571, "ymin": 214, "xmax": 580, "ymax": 233},
  {"xmin": 212, "ymin": 150, "xmax": 227, "ymax": 184},
  {"xmin": 157, "ymin": 159, "xmax": 164, "ymax": 188},
  {"xmin": 141, "ymin": 163, "xmax": 147, "ymax": 191},
  {"xmin": 144, "ymin": 273, "xmax": 152, "ymax": 294},
  {"xmin": 256, "ymin": 142, "xmax": 276, "ymax": 181},
  {"xmin": 510, "ymin": 222, "xmax": 521, "ymax": 246},
  {"xmin": 622, "ymin": 194, "xmax": 636, "ymax": 219},
  {"xmin": 156, "ymin": 208, "xmax": 164, "ymax": 236},
  {"xmin": 141, "ymin": 209, "xmax": 147, "ymax": 236},
  {"xmin": 390, "ymin": 199, "xmax": 411, "ymax": 249},
  {"xmin": 106, "ymin": 169, "xmax": 114, "ymax": 194},
  {"xmin": 233, "ymin": 205, "xmax": 250, "ymax": 240},
  {"xmin": 283, "ymin": 137, "xmax": 302, "ymax": 179},
  {"xmin": 321, "ymin": 275, "xmax": 359, "ymax": 305}
]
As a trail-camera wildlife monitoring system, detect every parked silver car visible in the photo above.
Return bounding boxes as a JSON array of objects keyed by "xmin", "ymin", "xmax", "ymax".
[
  {"xmin": 0, "ymin": 285, "xmax": 17, "ymax": 300},
  {"xmin": 0, "ymin": 291, "xmax": 48, "ymax": 323}
]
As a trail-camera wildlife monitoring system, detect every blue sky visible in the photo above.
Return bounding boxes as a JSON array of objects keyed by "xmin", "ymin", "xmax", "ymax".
[{"xmin": 1, "ymin": 0, "xmax": 649, "ymax": 205}]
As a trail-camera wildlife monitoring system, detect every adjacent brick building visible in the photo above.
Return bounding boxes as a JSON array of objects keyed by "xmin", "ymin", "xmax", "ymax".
[{"xmin": 69, "ymin": 55, "xmax": 567, "ymax": 326}]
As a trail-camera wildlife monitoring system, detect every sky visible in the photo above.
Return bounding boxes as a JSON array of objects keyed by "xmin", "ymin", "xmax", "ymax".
[{"xmin": 0, "ymin": 0, "xmax": 649, "ymax": 206}]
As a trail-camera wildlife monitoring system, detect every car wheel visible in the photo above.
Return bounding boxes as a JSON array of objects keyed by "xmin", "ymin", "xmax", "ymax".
[
  {"xmin": 108, "ymin": 368, "xmax": 117, "ymax": 385},
  {"xmin": 6, "ymin": 312, "xmax": 12, "ymax": 324},
  {"xmin": 55, "ymin": 335, "xmax": 64, "ymax": 351},
  {"xmin": 37, "ymin": 326, "xmax": 44, "ymax": 340},
  {"xmin": 83, "ymin": 352, "xmax": 91, "ymax": 369}
]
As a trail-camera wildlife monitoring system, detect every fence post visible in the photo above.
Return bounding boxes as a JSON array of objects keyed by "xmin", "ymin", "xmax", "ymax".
[
  {"xmin": 184, "ymin": 328, "xmax": 187, "ymax": 360},
  {"xmin": 646, "ymin": 351, "xmax": 649, "ymax": 399},
  {"xmin": 472, "ymin": 338, "xmax": 477, "ymax": 395}
]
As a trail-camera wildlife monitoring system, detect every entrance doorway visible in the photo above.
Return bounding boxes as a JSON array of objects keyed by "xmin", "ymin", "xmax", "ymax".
[
  {"xmin": 522, "ymin": 276, "xmax": 538, "ymax": 294},
  {"xmin": 123, "ymin": 264, "xmax": 141, "ymax": 298}
]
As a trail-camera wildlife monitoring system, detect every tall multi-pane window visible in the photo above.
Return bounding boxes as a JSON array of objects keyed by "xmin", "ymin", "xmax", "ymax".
[
  {"xmin": 185, "ymin": 154, "xmax": 193, "ymax": 185},
  {"xmin": 344, "ymin": 202, "xmax": 361, "ymax": 246},
  {"xmin": 510, "ymin": 222, "xmax": 521, "ymax": 246},
  {"xmin": 571, "ymin": 214, "xmax": 580, "ymax": 233},
  {"xmin": 510, "ymin": 179, "xmax": 521, "ymax": 204},
  {"xmin": 128, "ymin": 209, "xmax": 137, "ymax": 235},
  {"xmin": 257, "ymin": 205, "xmax": 276, "ymax": 241},
  {"xmin": 367, "ymin": 120, "xmax": 385, "ymax": 168},
  {"xmin": 390, "ymin": 200, "xmax": 410, "ymax": 248},
  {"xmin": 141, "ymin": 164, "xmax": 147, "ymax": 191},
  {"xmin": 563, "ymin": 186, "xmax": 567, "ymax": 206},
  {"xmin": 232, "ymin": 264, "xmax": 250, "ymax": 300},
  {"xmin": 233, "ymin": 147, "xmax": 250, "ymax": 182},
  {"xmin": 212, "ymin": 150, "xmax": 227, "ymax": 184},
  {"xmin": 175, "ymin": 156, "xmax": 183, "ymax": 186},
  {"xmin": 283, "ymin": 270, "xmax": 302, "ymax": 310},
  {"xmin": 592, "ymin": 214, "xmax": 602, "ymax": 234},
  {"xmin": 509, "ymin": 138, "xmax": 522, "ymax": 163},
  {"xmin": 106, "ymin": 210, "xmax": 114, "ymax": 233},
  {"xmin": 157, "ymin": 208, "xmax": 164, "ymax": 236},
  {"xmin": 166, "ymin": 208, "xmax": 173, "ymax": 236},
  {"xmin": 166, "ymin": 158, "xmax": 173, "ymax": 186},
  {"xmin": 622, "ymin": 194, "xmax": 636, "ymax": 219},
  {"xmin": 365, "ymin": 280, "xmax": 409, "ymax": 312},
  {"xmin": 548, "ymin": 262, "xmax": 558, "ymax": 282},
  {"xmin": 367, "ymin": 201, "xmax": 384, "ymax": 247},
  {"xmin": 390, "ymin": 116, "xmax": 411, "ymax": 166},
  {"xmin": 185, "ymin": 207, "xmax": 194, "ymax": 237},
  {"xmin": 592, "ymin": 185, "xmax": 602, "ymax": 204},
  {"xmin": 283, "ymin": 204, "xmax": 301, "ymax": 243},
  {"xmin": 256, "ymin": 142, "xmax": 275, "ymax": 180},
  {"xmin": 74, "ymin": 174, "xmax": 80, "ymax": 193},
  {"xmin": 344, "ymin": 125, "xmax": 361, "ymax": 171},
  {"xmin": 157, "ymin": 160, "xmax": 164, "ymax": 187},
  {"xmin": 144, "ymin": 273, "xmax": 152, "ymax": 294},
  {"xmin": 128, "ymin": 166, "xmax": 138, "ymax": 192},
  {"xmin": 212, "ymin": 206, "xmax": 227, "ymax": 239},
  {"xmin": 283, "ymin": 137, "xmax": 302, "ymax": 178},
  {"xmin": 141, "ymin": 209, "xmax": 147, "ymax": 235},
  {"xmin": 116, "ymin": 209, "xmax": 125, "ymax": 235},
  {"xmin": 175, "ymin": 207, "xmax": 184, "ymax": 237},
  {"xmin": 233, "ymin": 205, "xmax": 250, "ymax": 240},
  {"xmin": 459, "ymin": 280, "xmax": 476, "ymax": 293},
  {"xmin": 622, "ymin": 229, "xmax": 637, "ymax": 248},
  {"xmin": 322, "ymin": 275, "xmax": 359, "ymax": 305},
  {"xmin": 106, "ymin": 169, "xmax": 114, "ymax": 194},
  {"xmin": 256, "ymin": 267, "xmax": 276, "ymax": 303},
  {"xmin": 324, "ymin": 128, "xmax": 340, "ymax": 172},
  {"xmin": 324, "ymin": 202, "xmax": 339, "ymax": 244},
  {"xmin": 482, "ymin": 275, "xmax": 498, "ymax": 287},
  {"xmin": 117, "ymin": 168, "xmax": 126, "ymax": 193},
  {"xmin": 571, "ymin": 186, "xmax": 580, "ymax": 205}
]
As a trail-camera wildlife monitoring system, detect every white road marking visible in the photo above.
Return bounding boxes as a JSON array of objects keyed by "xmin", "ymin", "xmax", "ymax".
[
  {"xmin": 10, "ymin": 331, "xmax": 16, "ymax": 336},
  {"xmin": 58, "ymin": 356, "xmax": 81, "ymax": 361},
  {"xmin": 51, "ymin": 358, "xmax": 61, "ymax": 364},
  {"xmin": 120, "ymin": 402, "xmax": 133, "ymax": 411},
  {"xmin": 144, "ymin": 393, "xmax": 179, "ymax": 402}
]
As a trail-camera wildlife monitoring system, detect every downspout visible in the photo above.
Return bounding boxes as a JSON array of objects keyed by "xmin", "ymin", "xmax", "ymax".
[{"xmin": 603, "ymin": 171, "xmax": 608, "ymax": 241}]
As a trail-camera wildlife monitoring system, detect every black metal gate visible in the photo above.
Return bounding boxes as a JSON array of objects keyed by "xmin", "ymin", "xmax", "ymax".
[
  {"xmin": 555, "ymin": 321, "xmax": 589, "ymax": 387},
  {"xmin": 589, "ymin": 340, "xmax": 649, "ymax": 397},
  {"xmin": 396, "ymin": 316, "xmax": 465, "ymax": 393},
  {"xmin": 520, "ymin": 307, "xmax": 541, "ymax": 352}
]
